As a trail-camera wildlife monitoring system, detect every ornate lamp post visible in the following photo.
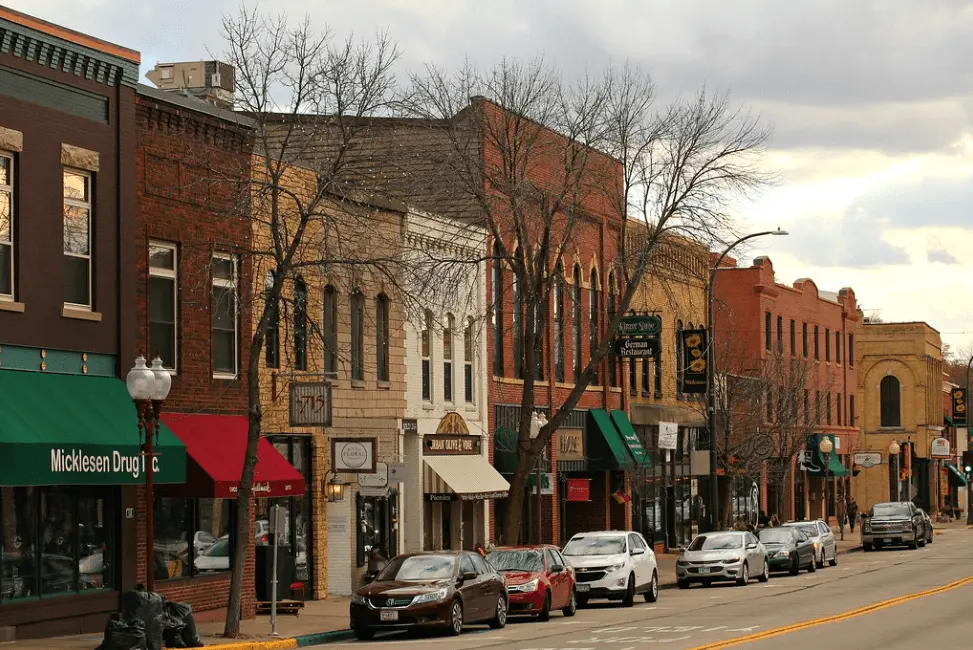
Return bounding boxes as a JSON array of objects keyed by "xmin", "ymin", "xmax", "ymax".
[
  {"xmin": 126, "ymin": 354, "xmax": 171, "ymax": 592},
  {"xmin": 819, "ymin": 436, "xmax": 834, "ymax": 523},
  {"xmin": 888, "ymin": 440, "xmax": 901, "ymax": 502},
  {"xmin": 529, "ymin": 411, "xmax": 549, "ymax": 544}
]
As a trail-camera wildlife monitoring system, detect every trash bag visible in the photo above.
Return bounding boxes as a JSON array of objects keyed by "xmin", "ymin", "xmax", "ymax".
[
  {"xmin": 96, "ymin": 617, "xmax": 147, "ymax": 650},
  {"xmin": 163, "ymin": 601, "xmax": 203, "ymax": 648},
  {"xmin": 120, "ymin": 588, "xmax": 166, "ymax": 650}
]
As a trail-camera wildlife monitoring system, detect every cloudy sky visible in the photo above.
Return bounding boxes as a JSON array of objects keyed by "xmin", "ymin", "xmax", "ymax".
[{"xmin": 12, "ymin": 0, "xmax": 973, "ymax": 352}]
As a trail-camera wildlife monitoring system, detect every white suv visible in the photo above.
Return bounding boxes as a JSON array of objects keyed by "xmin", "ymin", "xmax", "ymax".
[{"xmin": 561, "ymin": 531, "xmax": 658, "ymax": 607}]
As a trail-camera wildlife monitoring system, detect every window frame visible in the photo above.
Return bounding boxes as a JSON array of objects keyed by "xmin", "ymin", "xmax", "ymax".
[
  {"xmin": 776, "ymin": 315, "xmax": 783, "ymax": 351},
  {"xmin": 513, "ymin": 271, "xmax": 523, "ymax": 379},
  {"xmin": 814, "ymin": 325, "xmax": 820, "ymax": 360},
  {"xmin": 848, "ymin": 334, "xmax": 855, "ymax": 367},
  {"xmin": 553, "ymin": 264, "xmax": 565, "ymax": 383},
  {"xmin": 376, "ymin": 294, "xmax": 390, "ymax": 383},
  {"xmin": 264, "ymin": 270, "xmax": 280, "ymax": 369},
  {"xmin": 148, "ymin": 241, "xmax": 179, "ymax": 372},
  {"xmin": 443, "ymin": 313, "xmax": 454, "ymax": 402},
  {"xmin": 211, "ymin": 253, "xmax": 238, "ymax": 379},
  {"xmin": 835, "ymin": 331, "xmax": 841, "ymax": 364},
  {"xmin": 293, "ymin": 277, "xmax": 308, "ymax": 372},
  {"xmin": 880, "ymin": 375, "xmax": 901, "ymax": 428},
  {"xmin": 589, "ymin": 269, "xmax": 599, "ymax": 385},
  {"xmin": 802, "ymin": 322, "xmax": 808, "ymax": 358},
  {"xmin": 323, "ymin": 285, "xmax": 338, "ymax": 374},
  {"xmin": 765, "ymin": 311, "xmax": 772, "ymax": 351},
  {"xmin": 492, "ymin": 246, "xmax": 504, "ymax": 377},
  {"xmin": 572, "ymin": 265, "xmax": 582, "ymax": 381},
  {"xmin": 825, "ymin": 328, "xmax": 831, "ymax": 362},
  {"xmin": 0, "ymin": 151, "xmax": 13, "ymax": 300},
  {"xmin": 607, "ymin": 272, "xmax": 617, "ymax": 387},
  {"xmin": 421, "ymin": 309, "xmax": 433, "ymax": 401},
  {"xmin": 350, "ymin": 291, "xmax": 365, "ymax": 382},
  {"xmin": 63, "ymin": 167, "xmax": 93, "ymax": 310},
  {"xmin": 464, "ymin": 317, "xmax": 475, "ymax": 404}
]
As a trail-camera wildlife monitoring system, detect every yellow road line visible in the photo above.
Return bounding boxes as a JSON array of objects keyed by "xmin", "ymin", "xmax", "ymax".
[{"xmin": 688, "ymin": 575, "xmax": 973, "ymax": 649}]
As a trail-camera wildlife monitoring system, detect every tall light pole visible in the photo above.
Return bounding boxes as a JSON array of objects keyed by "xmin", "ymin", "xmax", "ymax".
[
  {"xmin": 819, "ymin": 436, "xmax": 834, "ymax": 523},
  {"xmin": 707, "ymin": 229, "xmax": 788, "ymax": 530},
  {"xmin": 888, "ymin": 440, "xmax": 901, "ymax": 502},
  {"xmin": 529, "ymin": 411, "xmax": 548, "ymax": 544},
  {"xmin": 966, "ymin": 358, "xmax": 973, "ymax": 525}
]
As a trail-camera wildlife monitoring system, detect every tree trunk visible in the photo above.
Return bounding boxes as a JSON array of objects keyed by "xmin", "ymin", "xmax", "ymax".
[{"xmin": 501, "ymin": 451, "xmax": 536, "ymax": 545}]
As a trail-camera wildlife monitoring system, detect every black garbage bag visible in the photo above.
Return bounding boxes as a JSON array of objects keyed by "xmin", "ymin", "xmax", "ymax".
[
  {"xmin": 163, "ymin": 601, "xmax": 204, "ymax": 648},
  {"xmin": 96, "ymin": 616, "xmax": 147, "ymax": 650},
  {"xmin": 120, "ymin": 587, "xmax": 166, "ymax": 650}
]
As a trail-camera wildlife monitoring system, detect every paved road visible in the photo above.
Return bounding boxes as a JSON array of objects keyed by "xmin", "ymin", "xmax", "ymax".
[{"xmin": 334, "ymin": 527, "xmax": 973, "ymax": 649}]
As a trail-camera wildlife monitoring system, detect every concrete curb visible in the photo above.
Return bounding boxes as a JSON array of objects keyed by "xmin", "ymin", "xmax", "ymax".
[
  {"xmin": 210, "ymin": 640, "xmax": 300, "ymax": 650},
  {"xmin": 295, "ymin": 629, "xmax": 355, "ymax": 647}
]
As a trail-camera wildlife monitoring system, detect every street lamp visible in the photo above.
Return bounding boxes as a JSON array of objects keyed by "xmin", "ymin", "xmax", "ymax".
[
  {"xmin": 707, "ymin": 229, "xmax": 788, "ymax": 530},
  {"xmin": 529, "ymin": 412, "xmax": 549, "ymax": 544},
  {"xmin": 888, "ymin": 440, "xmax": 901, "ymax": 502},
  {"xmin": 126, "ymin": 354, "xmax": 171, "ymax": 592},
  {"xmin": 819, "ymin": 436, "xmax": 834, "ymax": 523}
]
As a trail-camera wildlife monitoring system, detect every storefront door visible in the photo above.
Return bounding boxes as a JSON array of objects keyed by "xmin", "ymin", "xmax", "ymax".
[{"xmin": 261, "ymin": 436, "xmax": 312, "ymax": 586}]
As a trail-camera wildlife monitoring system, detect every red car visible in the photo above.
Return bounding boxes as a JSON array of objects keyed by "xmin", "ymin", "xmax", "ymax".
[{"xmin": 486, "ymin": 545, "xmax": 577, "ymax": 621}]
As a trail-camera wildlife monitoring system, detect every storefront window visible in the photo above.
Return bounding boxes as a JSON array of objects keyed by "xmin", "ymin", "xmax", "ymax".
[
  {"xmin": 1, "ymin": 487, "xmax": 116, "ymax": 601},
  {"xmin": 356, "ymin": 493, "xmax": 398, "ymax": 568},
  {"xmin": 260, "ymin": 436, "xmax": 312, "ymax": 583},
  {"xmin": 154, "ymin": 497, "xmax": 232, "ymax": 580}
]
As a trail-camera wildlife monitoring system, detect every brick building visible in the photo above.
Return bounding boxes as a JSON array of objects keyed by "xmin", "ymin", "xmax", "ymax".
[{"xmin": 713, "ymin": 256, "xmax": 861, "ymax": 524}]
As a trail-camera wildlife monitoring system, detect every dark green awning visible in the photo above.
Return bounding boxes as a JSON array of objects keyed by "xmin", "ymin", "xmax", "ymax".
[
  {"xmin": 805, "ymin": 434, "xmax": 849, "ymax": 477},
  {"xmin": 0, "ymin": 370, "xmax": 186, "ymax": 485},
  {"xmin": 945, "ymin": 414, "xmax": 954, "ymax": 427},
  {"xmin": 946, "ymin": 463, "xmax": 968, "ymax": 486},
  {"xmin": 589, "ymin": 409, "xmax": 633, "ymax": 470},
  {"xmin": 609, "ymin": 409, "xmax": 651, "ymax": 468}
]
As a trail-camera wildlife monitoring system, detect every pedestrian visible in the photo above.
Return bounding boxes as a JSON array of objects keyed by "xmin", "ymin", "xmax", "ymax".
[
  {"xmin": 847, "ymin": 497, "xmax": 859, "ymax": 532},
  {"xmin": 474, "ymin": 542, "xmax": 486, "ymax": 558},
  {"xmin": 758, "ymin": 510, "xmax": 769, "ymax": 528},
  {"xmin": 769, "ymin": 514, "xmax": 780, "ymax": 528}
]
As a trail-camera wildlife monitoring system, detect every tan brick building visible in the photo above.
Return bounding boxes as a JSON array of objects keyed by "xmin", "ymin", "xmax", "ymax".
[{"xmin": 853, "ymin": 322, "xmax": 945, "ymax": 514}]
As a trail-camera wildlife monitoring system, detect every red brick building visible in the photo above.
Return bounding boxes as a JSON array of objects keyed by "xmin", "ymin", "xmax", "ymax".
[{"xmin": 713, "ymin": 256, "xmax": 861, "ymax": 523}]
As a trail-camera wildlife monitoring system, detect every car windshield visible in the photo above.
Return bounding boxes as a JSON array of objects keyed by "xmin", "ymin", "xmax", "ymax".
[
  {"xmin": 759, "ymin": 529, "xmax": 796, "ymax": 544},
  {"xmin": 791, "ymin": 524, "xmax": 818, "ymax": 537},
  {"xmin": 871, "ymin": 504, "xmax": 911, "ymax": 518},
  {"xmin": 687, "ymin": 534, "xmax": 742, "ymax": 551},
  {"xmin": 562, "ymin": 537, "xmax": 626, "ymax": 556},
  {"xmin": 377, "ymin": 555, "xmax": 456, "ymax": 581},
  {"xmin": 486, "ymin": 550, "xmax": 544, "ymax": 572}
]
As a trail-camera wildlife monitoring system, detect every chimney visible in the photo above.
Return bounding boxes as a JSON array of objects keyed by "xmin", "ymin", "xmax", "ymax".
[{"xmin": 146, "ymin": 60, "xmax": 235, "ymax": 110}]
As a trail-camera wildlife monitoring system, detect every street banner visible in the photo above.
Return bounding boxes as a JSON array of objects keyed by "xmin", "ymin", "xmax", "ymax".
[
  {"xmin": 681, "ymin": 329, "xmax": 707, "ymax": 394},
  {"xmin": 952, "ymin": 387, "xmax": 967, "ymax": 426}
]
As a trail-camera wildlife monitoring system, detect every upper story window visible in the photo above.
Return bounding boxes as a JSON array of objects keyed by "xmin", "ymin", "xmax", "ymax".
[
  {"xmin": 764, "ymin": 312, "xmax": 771, "ymax": 351},
  {"xmin": 0, "ymin": 152, "xmax": 13, "ymax": 299},
  {"xmin": 492, "ymin": 244, "xmax": 504, "ymax": 377},
  {"xmin": 880, "ymin": 375, "xmax": 901, "ymax": 427},
  {"xmin": 323, "ymin": 285, "xmax": 337, "ymax": 374},
  {"xmin": 825, "ymin": 328, "xmax": 831, "ymax": 362},
  {"xmin": 443, "ymin": 313, "xmax": 454, "ymax": 402},
  {"xmin": 421, "ymin": 309, "xmax": 433, "ymax": 401},
  {"xmin": 148, "ymin": 242, "xmax": 178, "ymax": 371},
  {"xmin": 826, "ymin": 392, "xmax": 832, "ymax": 425},
  {"xmin": 589, "ymin": 269, "xmax": 599, "ymax": 385},
  {"xmin": 464, "ymin": 317, "xmax": 475, "ymax": 404},
  {"xmin": 293, "ymin": 277, "xmax": 308, "ymax": 371},
  {"xmin": 376, "ymin": 294, "xmax": 390, "ymax": 383},
  {"xmin": 573, "ymin": 265, "xmax": 582, "ymax": 381},
  {"xmin": 350, "ymin": 291, "xmax": 365, "ymax": 381},
  {"xmin": 554, "ymin": 263, "xmax": 565, "ymax": 383},
  {"xmin": 848, "ymin": 334, "xmax": 855, "ymax": 367},
  {"xmin": 63, "ymin": 169, "xmax": 92, "ymax": 309},
  {"xmin": 512, "ymin": 271, "xmax": 523, "ymax": 379},
  {"xmin": 607, "ymin": 272, "xmax": 617, "ymax": 387},
  {"xmin": 802, "ymin": 322, "xmax": 808, "ymax": 358},
  {"xmin": 264, "ymin": 270, "xmax": 279, "ymax": 369},
  {"xmin": 814, "ymin": 325, "xmax": 820, "ymax": 360},
  {"xmin": 790, "ymin": 319, "xmax": 796, "ymax": 357},
  {"xmin": 835, "ymin": 331, "xmax": 842, "ymax": 364},
  {"xmin": 211, "ymin": 254, "xmax": 238, "ymax": 378},
  {"xmin": 776, "ymin": 315, "xmax": 783, "ymax": 351}
]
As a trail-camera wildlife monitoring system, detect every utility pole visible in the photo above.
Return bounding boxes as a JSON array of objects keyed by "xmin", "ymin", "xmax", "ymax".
[{"xmin": 966, "ymin": 357, "xmax": 972, "ymax": 525}]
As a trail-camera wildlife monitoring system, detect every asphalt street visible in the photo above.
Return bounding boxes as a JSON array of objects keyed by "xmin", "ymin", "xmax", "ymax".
[{"xmin": 332, "ymin": 527, "xmax": 973, "ymax": 650}]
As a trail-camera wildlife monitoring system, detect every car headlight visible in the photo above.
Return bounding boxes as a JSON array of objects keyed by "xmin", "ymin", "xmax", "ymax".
[
  {"xmin": 512, "ymin": 579, "xmax": 539, "ymax": 592},
  {"xmin": 351, "ymin": 594, "xmax": 367, "ymax": 605},
  {"xmin": 608, "ymin": 562, "xmax": 628, "ymax": 572},
  {"xmin": 776, "ymin": 550, "xmax": 791, "ymax": 558},
  {"xmin": 676, "ymin": 560, "xmax": 689, "ymax": 566},
  {"xmin": 722, "ymin": 557, "xmax": 741, "ymax": 565},
  {"xmin": 414, "ymin": 588, "xmax": 449, "ymax": 604}
]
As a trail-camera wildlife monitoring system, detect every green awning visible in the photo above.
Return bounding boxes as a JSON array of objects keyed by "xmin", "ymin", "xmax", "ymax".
[
  {"xmin": 826, "ymin": 455, "xmax": 850, "ymax": 478},
  {"xmin": 589, "ymin": 409, "xmax": 633, "ymax": 470},
  {"xmin": 805, "ymin": 434, "xmax": 849, "ymax": 477},
  {"xmin": 946, "ymin": 463, "xmax": 968, "ymax": 486},
  {"xmin": 609, "ymin": 409, "xmax": 651, "ymax": 468},
  {"xmin": 0, "ymin": 370, "xmax": 186, "ymax": 485},
  {"xmin": 945, "ymin": 414, "xmax": 954, "ymax": 427}
]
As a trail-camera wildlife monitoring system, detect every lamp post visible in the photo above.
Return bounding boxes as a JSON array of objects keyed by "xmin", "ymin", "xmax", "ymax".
[
  {"xmin": 707, "ymin": 229, "xmax": 788, "ymax": 530},
  {"xmin": 819, "ymin": 436, "xmax": 834, "ymax": 523},
  {"xmin": 888, "ymin": 440, "xmax": 901, "ymax": 502},
  {"xmin": 126, "ymin": 354, "xmax": 171, "ymax": 592},
  {"xmin": 966, "ymin": 357, "xmax": 973, "ymax": 525},
  {"xmin": 529, "ymin": 411, "xmax": 548, "ymax": 544}
]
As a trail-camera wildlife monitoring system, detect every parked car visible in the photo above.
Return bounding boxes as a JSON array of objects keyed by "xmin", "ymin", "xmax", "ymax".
[
  {"xmin": 561, "ymin": 530, "xmax": 658, "ymax": 607},
  {"xmin": 783, "ymin": 519, "xmax": 837, "ymax": 568},
  {"xmin": 486, "ymin": 545, "xmax": 576, "ymax": 621},
  {"xmin": 861, "ymin": 502, "xmax": 925, "ymax": 551},
  {"xmin": 676, "ymin": 531, "xmax": 768, "ymax": 589},
  {"xmin": 193, "ymin": 536, "xmax": 230, "ymax": 574},
  {"xmin": 349, "ymin": 551, "xmax": 507, "ymax": 640},
  {"xmin": 757, "ymin": 527, "xmax": 816, "ymax": 575},
  {"xmin": 918, "ymin": 509, "xmax": 934, "ymax": 544}
]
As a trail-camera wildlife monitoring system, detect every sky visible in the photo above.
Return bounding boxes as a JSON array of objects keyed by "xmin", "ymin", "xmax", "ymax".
[{"xmin": 11, "ymin": 0, "xmax": 973, "ymax": 353}]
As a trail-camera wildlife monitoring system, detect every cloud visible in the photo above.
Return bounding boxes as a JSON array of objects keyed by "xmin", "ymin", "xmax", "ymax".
[{"xmin": 928, "ymin": 249, "xmax": 960, "ymax": 264}]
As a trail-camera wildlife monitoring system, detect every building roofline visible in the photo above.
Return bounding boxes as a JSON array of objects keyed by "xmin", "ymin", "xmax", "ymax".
[
  {"xmin": 862, "ymin": 320, "xmax": 941, "ymax": 334},
  {"xmin": 137, "ymin": 83, "xmax": 255, "ymax": 129},
  {"xmin": 0, "ymin": 5, "xmax": 140, "ymax": 64}
]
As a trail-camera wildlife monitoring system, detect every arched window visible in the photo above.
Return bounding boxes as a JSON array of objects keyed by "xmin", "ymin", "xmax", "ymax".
[
  {"xmin": 513, "ymin": 269, "xmax": 523, "ymax": 379},
  {"xmin": 573, "ymin": 265, "xmax": 582, "ymax": 381},
  {"xmin": 443, "ymin": 313, "xmax": 454, "ymax": 402},
  {"xmin": 421, "ymin": 309, "xmax": 433, "ymax": 401},
  {"xmin": 589, "ymin": 269, "xmax": 600, "ymax": 385},
  {"xmin": 492, "ymin": 244, "xmax": 504, "ymax": 377},
  {"xmin": 554, "ymin": 263, "xmax": 565, "ymax": 383},
  {"xmin": 264, "ymin": 270, "xmax": 279, "ymax": 369},
  {"xmin": 607, "ymin": 272, "xmax": 617, "ymax": 387},
  {"xmin": 376, "ymin": 294, "xmax": 390, "ymax": 382},
  {"xmin": 350, "ymin": 291, "xmax": 364, "ymax": 380},
  {"xmin": 323, "ymin": 285, "xmax": 337, "ymax": 374},
  {"xmin": 293, "ymin": 277, "xmax": 308, "ymax": 371},
  {"xmin": 464, "ymin": 317, "xmax": 475, "ymax": 404},
  {"xmin": 880, "ymin": 375, "xmax": 901, "ymax": 427}
]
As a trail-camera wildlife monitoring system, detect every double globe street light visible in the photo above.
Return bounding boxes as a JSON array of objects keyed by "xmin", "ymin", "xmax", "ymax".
[
  {"xmin": 126, "ymin": 354, "xmax": 172, "ymax": 592},
  {"xmin": 888, "ymin": 440, "xmax": 901, "ymax": 502},
  {"xmin": 819, "ymin": 436, "xmax": 834, "ymax": 522}
]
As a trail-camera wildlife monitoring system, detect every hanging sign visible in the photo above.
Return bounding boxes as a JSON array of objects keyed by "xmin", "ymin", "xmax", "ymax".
[
  {"xmin": 681, "ymin": 329, "xmax": 708, "ymax": 394},
  {"xmin": 566, "ymin": 478, "xmax": 591, "ymax": 502},
  {"xmin": 930, "ymin": 438, "xmax": 951, "ymax": 459},
  {"xmin": 556, "ymin": 429, "xmax": 585, "ymax": 462},
  {"xmin": 423, "ymin": 435, "xmax": 481, "ymax": 456},
  {"xmin": 952, "ymin": 388, "xmax": 967, "ymax": 426},
  {"xmin": 658, "ymin": 421, "xmax": 679, "ymax": 450},
  {"xmin": 331, "ymin": 437, "xmax": 377, "ymax": 473}
]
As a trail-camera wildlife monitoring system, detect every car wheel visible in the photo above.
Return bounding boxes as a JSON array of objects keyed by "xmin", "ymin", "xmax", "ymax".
[
  {"xmin": 538, "ymin": 592, "xmax": 551, "ymax": 622},
  {"xmin": 757, "ymin": 559, "xmax": 770, "ymax": 583},
  {"xmin": 928, "ymin": 532, "xmax": 934, "ymax": 544},
  {"xmin": 562, "ymin": 589, "xmax": 577, "ymax": 617},
  {"xmin": 789, "ymin": 555, "xmax": 800, "ymax": 576},
  {"xmin": 863, "ymin": 543, "xmax": 873, "ymax": 552},
  {"xmin": 828, "ymin": 550, "xmax": 838, "ymax": 567},
  {"xmin": 644, "ymin": 571, "xmax": 659, "ymax": 602},
  {"xmin": 918, "ymin": 535, "xmax": 927, "ymax": 548},
  {"xmin": 489, "ymin": 596, "xmax": 507, "ymax": 629},
  {"xmin": 353, "ymin": 627, "xmax": 375, "ymax": 641},
  {"xmin": 447, "ymin": 599, "xmax": 464, "ymax": 636},
  {"xmin": 807, "ymin": 556, "xmax": 816, "ymax": 572},
  {"xmin": 576, "ymin": 594, "xmax": 589, "ymax": 608},
  {"xmin": 909, "ymin": 534, "xmax": 919, "ymax": 550},
  {"xmin": 677, "ymin": 579, "xmax": 690, "ymax": 589},
  {"xmin": 736, "ymin": 562, "xmax": 749, "ymax": 586},
  {"xmin": 816, "ymin": 550, "xmax": 825, "ymax": 569},
  {"xmin": 622, "ymin": 575, "xmax": 635, "ymax": 607}
]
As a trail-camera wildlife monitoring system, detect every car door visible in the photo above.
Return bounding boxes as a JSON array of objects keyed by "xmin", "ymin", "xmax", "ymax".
[
  {"xmin": 555, "ymin": 548, "xmax": 575, "ymax": 599},
  {"xmin": 459, "ymin": 554, "xmax": 484, "ymax": 620},
  {"xmin": 745, "ymin": 533, "xmax": 762, "ymax": 569},
  {"xmin": 817, "ymin": 521, "xmax": 834, "ymax": 559},
  {"xmin": 470, "ymin": 553, "xmax": 502, "ymax": 617},
  {"xmin": 636, "ymin": 533, "xmax": 656, "ymax": 579},
  {"xmin": 545, "ymin": 548, "xmax": 565, "ymax": 608},
  {"xmin": 627, "ymin": 534, "xmax": 647, "ymax": 588}
]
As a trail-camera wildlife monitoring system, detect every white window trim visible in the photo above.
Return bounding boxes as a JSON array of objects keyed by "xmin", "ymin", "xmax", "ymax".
[
  {"xmin": 0, "ymin": 151, "xmax": 13, "ymax": 301},
  {"xmin": 464, "ymin": 317, "xmax": 475, "ymax": 405},
  {"xmin": 148, "ymin": 241, "xmax": 179, "ymax": 373},
  {"xmin": 63, "ymin": 168, "xmax": 92, "ymax": 310},
  {"xmin": 212, "ymin": 253, "xmax": 238, "ymax": 379},
  {"xmin": 443, "ymin": 315, "xmax": 454, "ymax": 404},
  {"xmin": 421, "ymin": 312, "xmax": 433, "ymax": 403}
]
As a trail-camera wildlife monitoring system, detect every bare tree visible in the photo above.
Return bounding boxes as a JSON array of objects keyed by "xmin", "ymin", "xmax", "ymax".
[{"xmin": 394, "ymin": 60, "xmax": 771, "ymax": 543}]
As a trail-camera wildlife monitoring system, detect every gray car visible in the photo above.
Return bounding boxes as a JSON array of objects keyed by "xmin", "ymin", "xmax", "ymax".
[
  {"xmin": 676, "ymin": 531, "xmax": 768, "ymax": 589},
  {"xmin": 783, "ymin": 520, "xmax": 837, "ymax": 568}
]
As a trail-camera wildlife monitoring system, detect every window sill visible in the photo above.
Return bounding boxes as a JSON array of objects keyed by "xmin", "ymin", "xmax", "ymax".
[
  {"xmin": 377, "ymin": 380, "xmax": 391, "ymax": 390},
  {"xmin": 465, "ymin": 403, "xmax": 478, "ymax": 412},
  {"xmin": 0, "ymin": 300, "xmax": 25, "ymax": 313},
  {"xmin": 351, "ymin": 379, "xmax": 366, "ymax": 389},
  {"xmin": 421, "ymin": 402, "xmax": 435, "ymax": 411},
  {"xmin": 213, "ymin": 373, "xmax": 239, "ymax": 382},
  {"xmin": 62, "ymin": 306, "xmax": 101, "ymax": 322}
]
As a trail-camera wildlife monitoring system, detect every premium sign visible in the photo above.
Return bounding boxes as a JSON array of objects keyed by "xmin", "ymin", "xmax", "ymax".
[
  {"xmin": 853, "ymin": 452, "xmax": 882, "ymax": 469},
  {"xmin": 613, "ymin": 337, "xmax": 660, "ymax": 357},
  {"xmin": 930, "ymin": 438, "xmax": 951, "ymax": 459},
  {"xmin": 50, "ymin": 448, "xmax": 159, "ymax": 479},
  {"xmin": 424, "ymin": 435, "xmax": 481, "ymax": 456},
  {"xmin": 289, "ymin": 382, "xmax": 332, "ymax": 427},
  {"xmin": 680, "ymin": 329, "xmax": 707, "ymax": 394},
  {"xmin": 5, "ymin": 442, "xmax": 188, "ymax": 486},
  {"xmin": 616, "ymin": 314, "xmax": 662, "ymax": 337},
  {"xmin": 566, "ymin": 478, "xmax": 590, "ymax": 502},
  {"xmin": 331, "ymin": 437, "xmax": 377, "ymax": 473},
  {"xmin": 425, "ymin": 491, "xmax": 507, "ymax": 502},
  {"xmin": 614, "ymin": 314, "xmax": 662, "ymax": 358},
  {"xmin": 952, "ymin": 388, "xmax": 967, "ymax": 427},
  {"xmin": 557, "ymin": 428, "xmax": 585, "ymax": 462}
]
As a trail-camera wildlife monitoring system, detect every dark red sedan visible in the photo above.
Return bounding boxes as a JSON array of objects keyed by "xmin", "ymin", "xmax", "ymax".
[{"xmin": 486, "ymin": 545, "xmax": 577, "ymax": 621}]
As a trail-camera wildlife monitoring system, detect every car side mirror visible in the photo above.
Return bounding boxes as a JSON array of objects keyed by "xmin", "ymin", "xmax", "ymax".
[
  {"xmin": 678, "ymin": 545, "xmax": 687, "ymax": 553},
  {"xmin": 461, "ymin": 571, "xmax": 477, "ymax": 581},
  {"xmin": 550, "ymin": 564, "xmax": 563, "ymax": 573},
  {"xmin": 747, "ymin": 543, "xmax": 758, "ymax": 550},
  {"xmin": 630, "ymin": 548, "xmax": 645, "ymax": 556}
]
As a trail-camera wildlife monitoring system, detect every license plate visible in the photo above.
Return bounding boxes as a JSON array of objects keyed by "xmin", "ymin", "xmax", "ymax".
[
  {"xmin": 576, "ymin": 583, "xmax": 590, "ymax": 592},
  {"xmin": 698, "ymin": 567, "xmax": 711, "ymax": 574},
  {"xmin": 884, "ymin": 538, "xmax": 893, "ymax": 544},
  {"xmin": 380, "ymin": 610, "xmax": 399, "ymax": 622}
]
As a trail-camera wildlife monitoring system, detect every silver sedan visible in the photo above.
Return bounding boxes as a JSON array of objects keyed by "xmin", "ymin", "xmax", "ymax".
[{"xmin": 676, "ymin": 531, "xmax": 769, "ymax": 589}]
